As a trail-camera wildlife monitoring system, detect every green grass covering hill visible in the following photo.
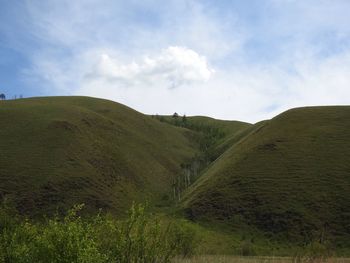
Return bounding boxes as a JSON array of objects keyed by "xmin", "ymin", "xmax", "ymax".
[
  {"xmin": 0, "ymin": 96, "xmax": 198, "ymax": 216},
  {"xmin": 1, "ymin": 97, "xmax": 350, "ymax": 255},
  {"xmin": 182, "ymin": 107, "xmax": 350, "ymax": 245}
]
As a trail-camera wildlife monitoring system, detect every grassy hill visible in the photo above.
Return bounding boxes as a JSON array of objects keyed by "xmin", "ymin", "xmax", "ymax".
[
  {"xmin": 182, "ymin": 107, "xmax": 350, "ymax": 244},
  {"xmin": 1, "ymin": 97, "xmax": 350, "ymax": 251},
  {"xmin": 153, "ymin": 114, "xmax": 251, "ymax": 168},
  {"xmin": 0, "ymin": 96, "xmax": 199, "ymax": 216}
]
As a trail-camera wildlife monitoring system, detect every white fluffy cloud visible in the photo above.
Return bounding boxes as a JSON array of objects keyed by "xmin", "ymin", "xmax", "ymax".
[
  {"xmin": 30, "ymin": 44, "xmax": 350, "ymax": 123},
  {"xmin": 17, "ymin": 0, "xmax": 350, "ymax": 122},
  {"xmin": 73, "ymin": 47, "xmax": 350, "ymax": 122},
  {"xmin": 87, "ymin": 46, "xmax": 214, "ymax": 89}
]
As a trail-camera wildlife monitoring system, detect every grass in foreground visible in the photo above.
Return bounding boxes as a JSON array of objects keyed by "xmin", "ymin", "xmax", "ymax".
[
  {"xmin": 173, "ymin": 256, "xmax": 350, "ymax": 263},
  {"xmin": 1, "ymin": 201, "xmax": 347, "ymax": 262}
]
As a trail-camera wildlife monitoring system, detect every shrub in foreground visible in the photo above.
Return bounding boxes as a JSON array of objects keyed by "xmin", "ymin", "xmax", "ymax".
[{"xmin": 0, "ymin": 203, "xmax": 197, "ymax": 263}]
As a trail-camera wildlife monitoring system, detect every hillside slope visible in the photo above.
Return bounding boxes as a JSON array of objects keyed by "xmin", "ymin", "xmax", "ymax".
[
  {"xmin": 182, "ymin": 107, "xmax": 350, "ymax": 243},
  {"xmin": 153, "ymin": 114, "xmax": 252, "ymax": 168},
  {"xmin": 0, "ymin": 96, "xmax": 197, "ymax": 215},
  {"xmin": 181, "ymin": 116, "xmax": 252, "ymax": 162}
]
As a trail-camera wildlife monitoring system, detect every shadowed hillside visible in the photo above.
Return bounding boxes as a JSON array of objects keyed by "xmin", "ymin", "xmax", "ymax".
[
  {"xmin": 1, "ymin": 97, "xmax": 350, "ymax": 249},
  {"xmin": 153, "ymin": 114, "xmax": 252, "ymax": 170},
  {"xmin": 0, "ymin": 96, "xmax": 199, "ymax": 215},
  {"xmin": 182, "ymin": 107, "xmax": 350, "ymax": 243}
]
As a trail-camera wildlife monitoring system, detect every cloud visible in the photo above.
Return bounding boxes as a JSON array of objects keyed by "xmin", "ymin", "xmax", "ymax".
[
  {"xmin": 23, "ymin": 0, "xmax": 243, "ymax": 59},
  {"xmin": 86, "ymin": 46, "xmax": 214, "ymax": 89},
  {"xmin": 73, "ymin": 47, "xmax": 350, "ymax": 123},
  {"xmin": 7, "ymin": 0, "xmax": 350, "ymax": 122}
]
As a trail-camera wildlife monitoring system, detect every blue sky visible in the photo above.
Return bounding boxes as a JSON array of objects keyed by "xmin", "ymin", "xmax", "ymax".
[{"xmin": 1, "ymin": 0, "xmax": 350, "ymax": 122}]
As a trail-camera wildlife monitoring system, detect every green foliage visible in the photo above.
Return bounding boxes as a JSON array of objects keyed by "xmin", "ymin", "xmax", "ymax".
[
  {"xmin": 0, "ymin": 203, "xmax": 198, "ymax": 263},
  {"xmin": 93, "ymin": 204, "xmax": 198, "ymax": 262},
  {"xmin": 0, "ymin": 204, "xmax": 104, "ymax": 263},
  {"xmin": 156, "ymin": 114, "xmax": 249, "ymax": 164},
  {"xmin": 156, "ymin": 115, "xmax": 250, "ymax": 202}
]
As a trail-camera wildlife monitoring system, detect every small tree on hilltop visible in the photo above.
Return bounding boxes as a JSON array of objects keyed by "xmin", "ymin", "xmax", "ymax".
[
  {"xmin": 182, "ymin": 114, "xmax": 187, "ymax": 126},
  {"xmin": 0, "ymin": 93, "xmax": 5, "ymax": 100},
  {"xmin": 172, "ymin": 112, "xmax": 180, "ymax": 126}
]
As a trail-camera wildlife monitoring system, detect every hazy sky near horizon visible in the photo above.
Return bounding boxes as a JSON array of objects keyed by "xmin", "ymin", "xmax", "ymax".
[{"xmin": 1, "ymin": 0, "xmax": 350, "ymax": 122}]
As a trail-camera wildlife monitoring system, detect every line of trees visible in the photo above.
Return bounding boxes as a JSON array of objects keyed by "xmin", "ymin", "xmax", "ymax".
[
  {"xmin": 152, "ymin": 112, "xmax": 227, "ymax": 202},
  {"xmin": 0, "ymin": 93, "xmax": 24, "ymax": 100}
]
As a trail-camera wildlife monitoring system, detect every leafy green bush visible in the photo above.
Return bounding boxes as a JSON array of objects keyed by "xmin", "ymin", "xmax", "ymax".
[
  {"xmin": 0, "ymin": 203, "xmax": 198, "ymax": 263},
  {"xmin": 0, "ymin": 204, "xmax": 105, "ymax": 263}
]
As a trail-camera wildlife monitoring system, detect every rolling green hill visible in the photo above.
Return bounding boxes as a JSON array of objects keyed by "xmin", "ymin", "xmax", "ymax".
[
  {"xmin": 182, "ymin": 107, "xmax": 350, "ymax": 244},
  {"xmin": 1, "ymin": 97, "xmax": 350, "ymax": 249},
  {"xmin": 0, "ymin": 96, "xmax": 200, "ymax": 215}
]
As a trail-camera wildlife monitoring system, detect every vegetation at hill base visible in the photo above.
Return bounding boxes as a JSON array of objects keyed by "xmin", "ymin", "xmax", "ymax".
[
  {"xmin": 1, "ymin": 201, "xmax": 344, "ymax": 262},
  {"xmin": 1, "ymin": 96, "xmax": 350, "ymax": 259},
  {"xmin": 0, "ymin": 202, "xmax": 197, "ymax": 263}
]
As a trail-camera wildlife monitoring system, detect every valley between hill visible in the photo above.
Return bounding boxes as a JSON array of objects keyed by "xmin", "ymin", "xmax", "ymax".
[{"xmin": 0, "ymin": 96, "xmax": 349, "ymax": 255}]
